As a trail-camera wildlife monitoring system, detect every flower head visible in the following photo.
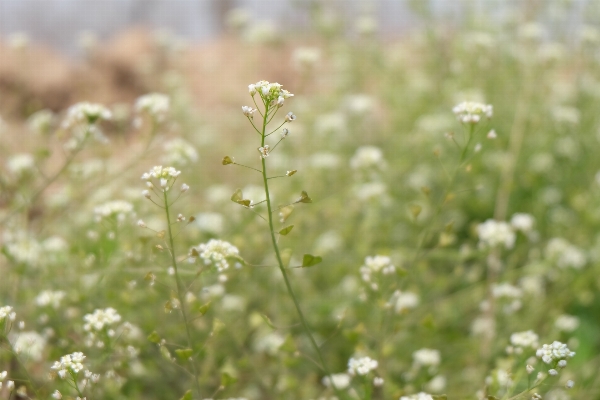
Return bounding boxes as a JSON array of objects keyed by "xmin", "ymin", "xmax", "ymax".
[
  {"xmin": 62, "ymin": 102, "xmax": 112, "ymax": 128},
  {"xmin": 248, "ymin": 80, "xmax": 294, "ymax": 107},
  {"xmin": 51, "ymin": 352, "xmax": 87, "ymax": 377},
  {"xmin": 135, "ymin": 93, "xmax": 170, "ymax": 122},
  {"xmin": 536, "ymin": 341, "xmax": 575, "ymax": 364},
  {"xmin": 189, "ymin": 239, "xmax": 240, "ymax": 272},
  {"xmin": 452, "ymin": 101, "xmax": 493, "ymax": 124},
  {"xmin": 141, "ymin": 166, "xmax": 181, "ymax": 192},
  {"xmin": 347, "ymin": 356, "xmax": 378, "ymax": 376}
]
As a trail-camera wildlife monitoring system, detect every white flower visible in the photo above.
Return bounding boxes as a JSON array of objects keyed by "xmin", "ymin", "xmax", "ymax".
[
  {"xmin": 248, "ymin": 80, "xmax": 293, "ymax": 105},
  {"xmin": 281, "ymin": 128, "xmax": 290, "ymax": 138},
  {"xmin": 292, "ymin": 47, "xmax": 321, "ymax": 70},
  {"xmin": 477, "ymin": 219, "xmax": 516, "ymax": 249},
  {"xmin": 510, "ymin": 330, "xmax": 539, "ymax": 349},
  {"xmin": 393, "ymin": 290, "xmax": 419, "ymax": 313},
  {"xmin": 35, "ymin": 291, "xmax": 66, "ymax": 309},
  {"xmin": 510, "ymin": 213, "xmax": 535, "ymax": 233},
  {"xmin": 285, "ymin": 112, "xmax": 296, "ymax": 122},
  {"xmin": 536, "ymin": 341, "xmax": 575, "ymax": 364},
  {"xmin": 412, "ymin": 348, "xmax": 441, "ymax": 367},
  {"xmin": 0, "ymin": 306, "xmax": 16, "ymax": 322},
  {"xmin": 373, "ymin": 377, "xmax": 384, "ymax": 387},
  {"xmin": 28, "ymin": 109, "xmax": 55, "ymax": 135},
  {"xmin": 93, "ymin": 200, "xmax": 134, "ymax": 222},
  {"xmin": 350, "ymin": 146, "xmax": 385, "ymax": 169},
  {"xmin": 7, "ymin": 153, "xmax": 35, "ymax": 176},
  {"xmin": 10, "ymin": 331, "xmax": 46, "ymax": 361},
  {"xmin": 526, "ymin": 364, "xmax": 535, "ymax": 374},
  {"xmin": 565, "ymin": 380, "xmax": 574, "ymax": 389},
  {"xmin": 141, "ymin": 166, "xmax": 181, "ymax": 192},
  {"xmin": 135, "ymin": 93, "xmax": 170, "ymax": 122},
  {"xmin": 452, "ymin": 101, "xmax": 493, "ymax": 124},
  {"xmin": 545, "ymin": 238, "xmax": 586, "ymax": 269},
  {"xmin": 242, "ymin": 106, "xmax": 257, "ymax": 118},
  {"xmin": 51, "ymin": 352, "xmax": 87, "ymax": 377},
  {"xmin": 189, "ymin": 239, "xmax": 240, "ymax": 272},
  {"xmin": 162, "ymin": 138, "xmax": 198, "ymax": 167},
  {"xmin": 555, "ymin": 315, "xmax": 579, "ymax": 332},
  {"xmin": 258, "ymin": 145, "xmax": 270, "ymax": 158},
  {"xmin": 548, "ymin": 368, "xmax": 558, "ymax": 376},
  {"xmin": 52, "ymin": 390, "xmax": 62, "ymax": 399},
  {"xmin": 62, "ymin": 102, "xmax": 112, "ymax": 128},
  {"xmin": 83, "ymin": 308, "xmax": 122, "ymax": 333},
  {"xmin": 253, "ymin": 332, "xmax": 285, "ymax": 355},
  {"xmin": 348, "ymin": 356, "xmax": 378, "ymax": 376},
  {"xmin": 492, "ymin": 283, "xmax": 523, "ymax": 299},
  {"xmin": 322, "ymin": 373, "xmax": 351, "ymax": 389},
  {"xmin": 360, "ymin": 255, "xmax": 395, "ymax": 282}
]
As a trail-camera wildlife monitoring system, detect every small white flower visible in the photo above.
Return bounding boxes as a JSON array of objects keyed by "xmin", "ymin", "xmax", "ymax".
[
  {"xmin": 452, "ymin": 101, "xmax": 493, "ymax": 124},
  {"xmin": 510, "ymin": 213, "xmax": 535, "ymax": 233},
  {"xmin": 347, "ymin": 356, "xmax": 378, "ymax": 376},
  {"xmin": 565, "ymin": 380, "xmax": 574, "ymax": 389},
  {"xmin": 373, "ymin": 376, "xmax": 384, "ymax": 386},
  {"xmin": 181, "ymin": 183, "xmax": 190, "ymax": 192},
  {"xmin": 285, "ymin": 112, "xmax": 296, "ymax": 122},
  {"xmin": 52, "ymin": 390, "xmax": 62, "ymax": 399},
  {"xmin": 526, "ymin": 364, "xmax": 535, "ymax": 374},
  {"xmin": 137, "ymin": 219, "xmax": 146, "ymax": 228},
  {"xmin": 557, "ymin": 360, "xmax": 567, "ymax": 368},
  {"xmin": 477, "ymin": 219, "xmax": 516, "ymax": 249},
  {"xmin": 258, "ymin": 145, "xmax": 270, "ymax": 158},
  {"xmin": 242, "ymin": 106, "xmax": 257, "ymax": 118},
  {"xmin": 412, "ymin": 348, "xmax": 441, "ymax": 367},
  {"xmin": 548, "ymin": 369, "xmax": 558, "ymax": 376},
  {"xmin": 189, "ymin": 239, "xmax": 240, "ymax": 272},
  {"xmin": 135, "ymin": 93, "xmax": 170, "ymax": 122},
  {"xmin": 322, "ymin": 373, "xmax": 351, "ymax": 389},
  {"xmin": 487, "ymin": 129, "xmax": 497, "ymax": 139},
  {"xmin": 281, "ymin": 128, "xmax": 290, "ymax": 138},
  {"xmin": 536, "ymin": 341, "xmax": 575, "ymax": 364}
]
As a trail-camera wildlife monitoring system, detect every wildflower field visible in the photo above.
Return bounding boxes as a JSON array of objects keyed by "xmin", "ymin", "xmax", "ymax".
[{"xmin": 1, "ymin": 2, "xmax": 600, "ymax": 400}]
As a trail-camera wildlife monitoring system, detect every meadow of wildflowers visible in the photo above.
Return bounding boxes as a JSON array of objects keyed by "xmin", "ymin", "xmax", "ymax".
[{"xmin": 1, "ymin": 2, "xmax": 600, "ymax": 399}]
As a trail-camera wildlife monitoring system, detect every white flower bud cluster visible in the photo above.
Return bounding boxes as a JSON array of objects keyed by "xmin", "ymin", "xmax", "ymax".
[
  {"xmin": 507, "ymin": 330, "xmax": 539, "ymax": 355},
  {"xmin": 391, "ymin": 290, "xmax": 420, "ymax": 314},
  {"xmin": 93, "ymin": 200, "xmax": 134, "ymax": 222},
  {"xmin": 544, "ymin": 238, "xmax": 586, "ymax": 269},
  {"xmin": 0, "ymin": 371, "xmax": 14, "ymax": 392},
  {"xmin": 248, "ymin": 80, "xmax": 294, "ymax": 108},
  {"xmin": 321, "ymin": 373, "xmax": 351, "ymax": 389},
  {"xmin": 510, "ymin": 213, "xmax": 535, "ymax": 233},
  {"xmin": 190, "ymin": 239, "xmax": 240, "ymax": 272},
  {"xmin": 51, "ymin": 352, "xmax": 87, "ymax": 378},
  {"xmin": 452, "ymin": 101, "xmax": 493, "ymax": 124},
  {"xmin": 0, "ymin": 306, "xmax": 16, "ymax": 323},
  {"xmin": 350, "ymin": 146, "xmax": 385, "ymax": 170},
  {"xmin": 141, "ymin": 165, "xmax": 183, "ymax": 193},
  {"xmin": 347, "ymin": 356, "xmax": 378, "ymax": 376},
  {"xmin": 62, "ymin": 102, "xmax": 112, "ymax": 129},
  {"xmin": 35, "ymin": 290, "xmax": 66, "ymax": 309},
  {"xmin": 536, "ymin": 341, "xmax": 575, "ymax": 365},
  {"xmin": 135, "ymin": 93, "xmax": 170, "ymax": 122},
  {"xmin": 83, "ymin": 308, "xmax": 122, "ymax": 346},
  {"xmin": 412, "ymin": 348, "xmax": 441, "ymax": 367},
  {"xmin": 7, "ymin": 153, "xmax": 35, "ymax": 176},
  {"xmin": 360, "ymin": 255, "xmax": 395, "ymax": 283},
  {"xmin": 477, "ymin": 219, "xmax": 516, "ymax": 249}
]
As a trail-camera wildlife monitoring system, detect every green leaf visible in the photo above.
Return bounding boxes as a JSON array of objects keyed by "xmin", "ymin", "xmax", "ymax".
[
  {"xmin": 196, "ymin": 301, "xmax": 211, "ymax": 316},
  {"xmin": 221, "ymin": 372, "xmax": 238, "ymax": 387},
  {"xmin": 302, "ymin": 254, "xmax": 322, "ymax": 268},
  {"xmin": 147, "ymin": 331, "xmax": 161, "ymax": 344},
  {"xmin": 297, "ymin": 190, "xmax": 312, "ymax": 203},
  {"xmin": 222, "ymin": 156, "xmax": 234, "ymax": 165},
  {"xmin": 175, "ymin": 348, "xmax": 193, "ymax": 360},
  {"xmin": 179, "ymin": 390, "xmax": 193, "ymax": 400},
  {"xmin": 261, "ymin": 314, "xmax": 277, "ymax": 330},
  {"xmin": 432, "ymin": 396, "xmax": 448, "ymax": 400},
  {"xmin": 280, "ymin": 248, "xmax": 292, "ymax": 267},
  {"xmin": 286, "ymin": 170, "xmax": 297, "ymax": 176},
  {"xmin": 164, "ymin": 300, "xmax": 173, "ymax": 313},
  {"xmin": 278, "ymin": 225, "xmax": 294, "ymax": 235}
]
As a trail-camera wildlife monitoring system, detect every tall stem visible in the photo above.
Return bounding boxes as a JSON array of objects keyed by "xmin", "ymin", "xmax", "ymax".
[
  {"xmin": 259, "ymin": 105, "xmax": 348, "ymax": 400},
  {"xmin": 163, "ymin": 191, "xmax": 202, "ymax": 399}
]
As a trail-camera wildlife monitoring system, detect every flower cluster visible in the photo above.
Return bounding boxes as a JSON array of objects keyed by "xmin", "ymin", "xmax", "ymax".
[
  {"xmin": 322, "ymin": 373, "xmax": 351, "ymax": 390},
  {"xmin": 412, "ymin": 348, "xmax": 441, "ymax": 367},
  {"xmin": 536, "ymin": 341, "xmax": 575, "ymax": 365},
  {"xmin": 135, "ymin": 93, "xmax": 170, "ymax": 122},
  {"xmin": 359, "ymin": 255, "xmax": 395, "ymax": 283},
  {"xmin": 477, "ymin": 219, "xmax": 516, "ymax": 249},
  {"xmin": 248, "ymin": 80, "xmax": 294, "ymax": 107},
  {"xmin": 347, "ymin": 356, "xmax": 378, "ymax": 376},
  {"xmin": 7, "ymin": 153, "xmax": 35, "ymax": 177},
  {"xmin": 162, "ymin": 138, "xmax": 198, "ymax": 166},
  {"xmin": 0, "ymin": 371, "xmax": 14, "ymax": 392},
  {"xmin": 189, "ymin": 239, "xmax": 240, "ymax": 272},
  {"xmin": 51, "ymin": 352, "xmax": 87, "ymax": 378},
  {"xmin": 350, "ymin": 146, "xmax": 385, "ymax": 170},
  {"xmin": 391, "ymin": 290, "xmax": 420, "ymax": 314},
  {"xmin": 83, "ymin": 307, "xmax": 122, "ymax": 347},
  {"xmin": 545, "ymin": 238, "xmax": 586, "ymax": 269},
  {"xmin": 0, "ymin": 306, "xmax": 16, "ymax": 323},
  {"xmin": 452, "ymin": 101, "xmax": 493, "ymax": 124},
  {"xmin": 507, "ymin": 330, "xmax": 539, "ymax": 355},
  {"xmin": 93, "ymin": 200, "xmax": 134, "ymax": 222},
  {"xmin": 141, "ymin": 165, "xmax": 183, "ymax": 194},
  {"xmin": 62, "ymin": 102, "xmax": 112, "ymax": 128}
]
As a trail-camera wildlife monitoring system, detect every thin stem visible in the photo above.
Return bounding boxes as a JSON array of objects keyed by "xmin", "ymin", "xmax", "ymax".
[
  {"xmin": 258, "ymin": 104, "xmax": 348, "ymax": 400},
  {"xmin": 163, "ymin": 190, "xmax": 202, "ymax": 399},
  {"xmin": 232, "ymin": 162, "xmax": 263, "ymax": 173}
]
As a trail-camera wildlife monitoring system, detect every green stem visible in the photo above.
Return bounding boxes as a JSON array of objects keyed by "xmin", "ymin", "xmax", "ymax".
[
  {"xmin": 163, "ymin": 191, "xmax": 202, "ymax": 399},
  {"xmin": 258, "ymin": 104, "xmax": 348, "ymax": 400}
]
